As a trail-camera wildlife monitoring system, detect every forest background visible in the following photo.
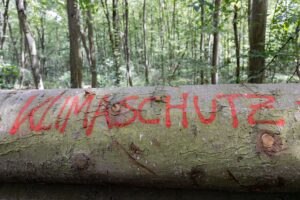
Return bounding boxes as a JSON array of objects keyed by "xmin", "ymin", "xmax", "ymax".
[{"xmin": 0, "ymin": 0, "xmax": 299, "ymax": 89}]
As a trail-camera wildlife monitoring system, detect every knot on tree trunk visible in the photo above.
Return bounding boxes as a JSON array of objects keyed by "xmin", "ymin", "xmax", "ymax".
[
  {"xmin": 71, "ymin": 153, "xmax": 90, "ymax": 171},
  {"xmin": 256, "ymin": 130, "xmax": 283, "ymax": 157}
]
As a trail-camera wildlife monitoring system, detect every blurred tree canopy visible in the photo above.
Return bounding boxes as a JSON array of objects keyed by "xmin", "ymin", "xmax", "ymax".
[{"xmin": 0, "ymin": 0, "xmax": 299, "ymax": 89}]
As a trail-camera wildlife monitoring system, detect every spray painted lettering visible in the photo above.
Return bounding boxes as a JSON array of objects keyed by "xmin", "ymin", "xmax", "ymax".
[{"xmin": 9, "ymin": 93, "xmax": 288, "ymax": 136}]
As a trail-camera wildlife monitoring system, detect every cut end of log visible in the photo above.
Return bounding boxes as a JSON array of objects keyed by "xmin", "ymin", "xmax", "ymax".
[
  {"xmin": 256, "ymin": 130, "xmax": 283, "ymax": 156},
  {"xmin": 154, "ymin": 96, "xmax": 167, "ymax": 103},
  {"xmin": 111, "ymin": 103, "xmax": 121, "ymax": 114},
  {"xmin": 262, "ymin": 134, "xmax": 275, "ymax": 148}
]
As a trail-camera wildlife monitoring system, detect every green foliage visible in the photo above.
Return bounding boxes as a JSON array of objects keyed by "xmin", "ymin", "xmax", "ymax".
[
  {"xmin": 79, "ymin": 0, "xmax": 99, "ymax": 13},
  {"xmin": 0, "ymin": 0, "xmax": 299, "ymax": 89},
  {"xmin": 0, "ymin": 64, "xmax": 19, "ymax": 89}
]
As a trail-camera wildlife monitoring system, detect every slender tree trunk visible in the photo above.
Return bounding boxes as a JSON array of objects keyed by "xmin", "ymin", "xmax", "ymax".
[
  {"xmin": 112, "ymin": 0, "xmax": 121, "ymax": 86},
  {"xmin": 124, "ymin": 0, "xmax": 132, "ymax": 86},
  {"xmin": 80, "ymin": 27, "xmax": 90, "ymax": 65},
  {"xmin": 233, "ymin": 4, "xmax": 240, "ymax": 83},
  {"xmin": 16, "ymin": 0, "xmax": 44, "ymax": 89},
  {"xmin": 143, "ymin": 0, "xmax": 149, "ymax": 85},
  {"xmin": 241, "ymin": 0, "xmax": 246, "ymax": 78},
  {"xmin": 247, "ymin": 0, "xmax": 252, "ymax": 81},
  {"xmin": 0, "ymin": 0, "xmax": 10, "ymax": 52},
  {"xmin": 170, "ymin": 0, "xmax": 176, "ymax": 67},
  {"xmin": 211, "ymin": 0, "xmax": 221, "ymax": 84},
  {"xmin": 100, "ymin": 0, "xmax": 114, "ymax": 51},
  {"xmin": 19, "ymin": 32, "xmax": 25, "ymax": 68},
  {"xmin": 149, "ymin": 5, "xmax": 154, "ymax": 73},
  {"xmin": 200, "ymin": 0, "xmax": 205, "ymax": 85},
  {"xmin": 133, "ymin": 12, "xmax": 140, "ymax": 75},
  {"xmin": 8, "ymin": 22, "xmax": 19, "ymax": 64},
  {"xmin": 158, "ymin": 0, "xmax": 165, "ymax": 85},
  {"xmin": 192, "ymin": 18, "xmax": 196, "ymax": 84},
  {"xmin": 86, "ymin": 1, "xmax": 97, "ymax": 88},
  {"xmin": 247, "ymin": 0, "xmax": 251, "ymax": 43},
  {"xmin": 248, "ymin": 0, "xmax": 268, "ymax": 83},
  {"xmin": 67, "ymin": 0, "xmax": 83, "ymax": 88},
  {"xmin": 80, "ymin": 0, "xmax": 97, "ymax": 88},
  {"xmin": 36, "ymin": 14, "xmax": 46, "ymax": 80},
  {"xmin": 168, "ymin": 0, "xmax": 180, "ymax": 84},
  {"xmin": 295, "ymin": 27, "xmax": 300, "ymax": 79}
]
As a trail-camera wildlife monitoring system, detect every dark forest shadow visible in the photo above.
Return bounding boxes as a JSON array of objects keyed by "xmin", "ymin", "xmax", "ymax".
[{"xmin": 0, "ymin": 184, "xmax": 299, "ymax": 200}]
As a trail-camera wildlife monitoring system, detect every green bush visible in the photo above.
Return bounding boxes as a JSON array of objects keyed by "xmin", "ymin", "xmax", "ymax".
[{"xmin": 0, "ymin": 64, "xmax": 20, "ymax": 89}]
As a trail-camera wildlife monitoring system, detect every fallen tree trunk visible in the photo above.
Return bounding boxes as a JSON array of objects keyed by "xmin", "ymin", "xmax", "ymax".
[{"xmin": 0, "ymin": 84, "xmax": 300, "ymax": 192}]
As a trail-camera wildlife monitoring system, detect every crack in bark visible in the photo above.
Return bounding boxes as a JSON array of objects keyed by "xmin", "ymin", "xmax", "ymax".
[
  {"xmin": 0, "ymin": 133, "xmax": 42, "ymax": 145},
  {"xmin": 112, "ymin": 139, "xmax": 156, "ymax": 175},
  {"xmin": 0, "ymin": 143, "xmax": 35, "ymax": 156},
  {"xmin": 227, "ymin": 169, "xmax": 241, "ymax": 186}
]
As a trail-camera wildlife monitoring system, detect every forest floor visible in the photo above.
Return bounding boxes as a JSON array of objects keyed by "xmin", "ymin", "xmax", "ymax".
[{"xmin": 0, "ymin": 183, "xmax": 299, "ymax": 200}]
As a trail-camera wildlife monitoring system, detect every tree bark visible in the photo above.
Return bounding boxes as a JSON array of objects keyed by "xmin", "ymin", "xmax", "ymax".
[
  {"xmin": 248, "ymin": 0, "xmax": 268, "ymax": 83},
  {"xmin": 143, "ymin": 0, "xmax": 149, "ymax": 85},
  {"xmin": 233, "ymin": 5, "xmax": 240, "ymax": 84},
  {"xmin": 67, "ymin": 0, "xmax": 83, "ymax": 88},
  {"xmin": 80, "ymin": 0, "xmax": 97, "ymax": 88},
  {"xmin": 200, "ymin": 0, "xmax": 205, "ymax": 85},
  {"xmin": 170, "ymin": 0, "xmax": 176, "ymax": 77},
  {"xmin": 87, "ymin": 1, "xmax": 97, "ymax": 88},
  {"xmin": 16, "ymin": 0, "xmax": 44, "ymax": 89},
  {"xmin": 247, "ymin": 0, "xmax": 251, "ymax": 44},
  {"xmin": 296, "ymin": 28, "xmax": 300, "ymax": 79},
  {"xmin": 8, "ymin": 22, "xmax": 19, "ymax": 64},
  {"xmin": 124, "ymin": 0, "xmax": 133, "ymax": 87},
  {"xmin": 100, "ymin": 0, "xmax": 114, "ymax": 49},
  {"xmin": 0, "ymin": 84, "xmax": 300, "ymax": 192},
  {"xmin": 36, "ymin": 14, "xmax": 46, "ymax": 80},
  {"xmin": 112, "ymin": 0, "xmax": 121, "ymax": 86},
  {"xmin": 0, "ymin": 0, "xmax": 10, "ymax": 51},
  {"xmin": 211, "ymin": 0, "xmax": 221, "ymax": 84},
  {"xmin": 158, "ymin": 0, "xmax": 165, "ymax": 85}
]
